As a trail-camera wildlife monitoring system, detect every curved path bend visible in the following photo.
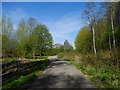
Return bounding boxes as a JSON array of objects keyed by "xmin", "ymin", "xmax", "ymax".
[{"xmin": 28, "ymin": 56, "xmax": 96, "ymax": 89}]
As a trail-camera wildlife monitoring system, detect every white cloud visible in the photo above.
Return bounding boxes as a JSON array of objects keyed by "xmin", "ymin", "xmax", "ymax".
[
  {"xmin": 5, "ymin": 8, "xmax": 27, "ymax": 23},
  {"xmin": 4, "ymin": 8, "xmax": 27, "ymax": 30},
  {"xmin": 44, "ymin": 12, "xmax": 84, "ymax": 47},
  {"xmin": 11, "ymin": 8, "xmax": 26, "ymax": 20},
  {"xmin": 3, "ymin": 6, "xmax": 84, "ymax": 47}
]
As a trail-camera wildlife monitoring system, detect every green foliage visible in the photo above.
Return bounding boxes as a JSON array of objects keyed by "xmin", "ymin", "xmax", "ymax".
[
  {"xmin": 58, "ymin": 53, "xmax": 65, "ymax": 58},
  {"xmin": 2, "ymin": 58, "xmax": 17, "ymax": 62},
  {"xmin": 2, "ymin": 17, "xmax": 17, "ymax": 58},
  {"xmin": 32, "ymin": 24, "xmax": 53, "ymax": 56},
  {"xmin": 74, "ymin": 26, "xmax": 92, "ymax": 53},
  {"xmin": 37, "ymin": 56, "xmax": 48, "ymax": 59},
  {"xmin": 49, "ymin": 48, "xmax": 61, "ymax": 55},
  {"xmin": 16, "ymin": 19, "xmax": 29, "ymax": 57},
  {"xmin": 77, "ymin": 2, "xmax": 120, "ymax": 54},
  {"xmin": 2, "ymin": 17, "xmax": 53, "ymax": 58},
  {"xmin": 58, "ymin": 47, "xmax": 119, "ymax": 88}
]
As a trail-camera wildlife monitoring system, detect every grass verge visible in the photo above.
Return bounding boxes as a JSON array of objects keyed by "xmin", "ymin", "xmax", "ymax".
[
  {"xmin": 2, "ymin": 58, "xmax": 17, "ymax": 62},
  {"xmin": 63, "ymin": 58, "xmax": 119, "ymax": 88},
  {"xmin": 2, "ymin": 58, "xmax": 50, "ymax": 90},
  {"xmin": 3, "ymin": 73, "xmax": 36, "ymax": 90}
]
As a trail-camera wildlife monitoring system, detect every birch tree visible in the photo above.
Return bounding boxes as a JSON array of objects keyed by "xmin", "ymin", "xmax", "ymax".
[
  {"xmin": 110, "ymin": 3, "xmax": 116, "ymax": 48},
  {"xmin": 16, "ymin": 19, "xmax": 28, "ymax": 58},
  {"xmin": 27, "ymin": 18, "xmax": 37, "ymax": 59},
  {"xmin": 83, "ymin": 2, "xmax": 97, "ymax": 54}
]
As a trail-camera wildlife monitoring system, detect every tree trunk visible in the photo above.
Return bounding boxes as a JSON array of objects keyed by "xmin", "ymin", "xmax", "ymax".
[
  {"xmin": 111, "ymin": 13, "xmax": 116, "ymax": 48},
  {"xmin": 33, "ymin": 44, "xmax": 35, "ymax": 59},
  {"xmin": 92, "ymin": 26, "xmax": 97, "ymax": 54},
  {"xmin": 109, "ymin": 34, "xmax": 112, "ymax": 50}
]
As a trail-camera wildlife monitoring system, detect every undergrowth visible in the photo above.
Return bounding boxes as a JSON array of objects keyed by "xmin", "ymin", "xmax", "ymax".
[{"xmin": 59, "ymin": 50, "xmax": 119, "ymax": 88}]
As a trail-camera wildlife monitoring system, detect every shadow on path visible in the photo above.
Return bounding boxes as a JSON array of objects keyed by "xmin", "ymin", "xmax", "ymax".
[{"xmin": 28, "ymin": 56, "xmax": 97, "ymax": 89}]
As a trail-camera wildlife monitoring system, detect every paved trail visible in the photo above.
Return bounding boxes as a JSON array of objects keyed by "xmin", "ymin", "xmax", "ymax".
[{"xmin": 28, "ymin": 56, "xmax": 96, "ymax": 89}]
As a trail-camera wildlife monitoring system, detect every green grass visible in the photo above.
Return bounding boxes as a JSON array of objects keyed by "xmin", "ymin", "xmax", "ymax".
[
  {"xmin": 3, "ymin": 73, "xmax": 36, "ymax": 90},
  {"xmin": 63, "ymin": 58, "xmax": 119, "ymax": 88},
  {"xmin": 2, "ymin": 58, "xmax": 50, "ymax": 90},
  {"xmin": 2, "ymin": 58, "xmax": 17, "ymax": 62},
  {"xmin": 37, "ymin": 56, "xmax": 48, "ymax": 59},
  {"xmin": 3, "ymin": 70, "xmax": 43, "ymax": 90},
  {"xmin": 1, "ymin": 56, "xmax": 48, "ymax": 62}
]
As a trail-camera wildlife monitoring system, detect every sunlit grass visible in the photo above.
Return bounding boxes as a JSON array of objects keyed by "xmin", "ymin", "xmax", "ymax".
[
  {"xmin": 3, "ymin": 70, "xmax": 43, "ymax": 89},
  {"xmin": 2, "ymin": 56, "xmax": 48, "ymax": 62},
  {"xmin": 2, "ymin": 58, "xmax": 17, "ymax": 62},
  {"xmin": 63, "ymin": 58, "xmax": 119, "ymax": 88},
  {"xmin": 2, "ymin": 58, "xmax": 50, "ymax": 90},
  {"xmin": 60, "ymin": 50, "xmax": 119, "ymax": 88},
  {"xmin": 3, "ymin": 73, "xmax": 36, "ymax": 89}
]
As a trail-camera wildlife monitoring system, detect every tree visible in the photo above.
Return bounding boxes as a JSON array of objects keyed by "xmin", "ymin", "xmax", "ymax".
[
  {"xmin": 2, "ymin": 16, "xmax": 15, "ymax": 57},
  {"xmin": 74, "ymin": 26, "xmax": 92, "ymax": 53},
  {"xmin": 27, "ymin": 18, "xmax": 38, "ymax": 34},
  {"xmin": 107, "ymin": 2, "xmax": 120, "ymax": 48},
  {"xmin": 16, "ymin": 19, "xmax": 28, "ymax": 58},
  {"xmin": 95, "ymin": 18, "xmax": 110, "ymax": 50},
  {"xmin": 32, "ymin": 24, "xmax": 53, "ymax": 56},
  {"xmin": 83, "ymin": 2, "xmax": 98, "ymax": 54},
  {"xmin": 27, "ymin": 18, "xmax": 38, "ymax": 59},
  {"xmin": 2, "ymin": 16, "xmax": 54, "ymax": 58},
  {"xmin": 64, "ymin": 40, "xmax": 73, "ymax": 51},
  {"xmin": 108, "ymin": 3, "xmax": 116, "ymax": 48},
  {"xmin": 102, "ymin": 2, "xmax": 120, "ymax": 49}
]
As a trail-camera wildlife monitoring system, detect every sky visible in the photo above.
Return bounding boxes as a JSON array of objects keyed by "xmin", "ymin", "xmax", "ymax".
[
  {"xmin": 2, "ymin": 0, "xmax": 114, "ymax": 2},
  {"xmin": 2, "ymin": 2, "xmax": 88, "ymax": 47}
]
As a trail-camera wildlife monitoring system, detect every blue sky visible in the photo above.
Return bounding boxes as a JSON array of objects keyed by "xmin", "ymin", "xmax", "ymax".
[{"xmin": 3, "ymin": 2, "xmax": 88, "ymax": 47}]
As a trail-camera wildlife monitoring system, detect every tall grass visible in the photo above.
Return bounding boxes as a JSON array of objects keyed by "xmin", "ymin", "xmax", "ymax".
[
  {"xmin": 58, "ymin": 51, "xmax": 76, "ymax": 60},
  {"xmin": 58, "ymin": 49, "xmax": 119, "ymax": 88}
]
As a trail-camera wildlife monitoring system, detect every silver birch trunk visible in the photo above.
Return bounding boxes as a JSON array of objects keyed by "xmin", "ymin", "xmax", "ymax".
[
  {"xmin": 111, "ymin": 14, "xmax": 116, "ymax": 48},
  {"xmin": 109, "ymin": 34, "xmax": 112, "ymax": 50},
  {"xmin": 92, "ymin": 26, "xmax": 97, "ymax": 54}
]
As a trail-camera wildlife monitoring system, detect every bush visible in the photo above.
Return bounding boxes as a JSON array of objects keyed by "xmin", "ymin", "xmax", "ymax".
[{"xmin": 58, "ymin": 53, "xmax": 64, "ymax": 58}]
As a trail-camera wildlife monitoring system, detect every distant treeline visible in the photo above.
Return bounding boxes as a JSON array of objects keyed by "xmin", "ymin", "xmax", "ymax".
[
  {"xmin": 2, "ymin": 17, "xmax": 55, "ymax": 58},
  {"xmin": 1, "ymin": 17, "xmax": 74, "ymax": 58}
]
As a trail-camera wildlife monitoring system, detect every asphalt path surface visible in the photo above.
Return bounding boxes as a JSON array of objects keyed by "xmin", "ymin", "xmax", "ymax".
[{"xmin": 28, "ymin": 56, "xmax": 96, "ymax": 89}]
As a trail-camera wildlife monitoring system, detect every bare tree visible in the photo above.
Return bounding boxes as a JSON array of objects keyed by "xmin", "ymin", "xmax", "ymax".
[{"xmin": 64, "ymin": 40, "xmax": 73, "ymax": 51}]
